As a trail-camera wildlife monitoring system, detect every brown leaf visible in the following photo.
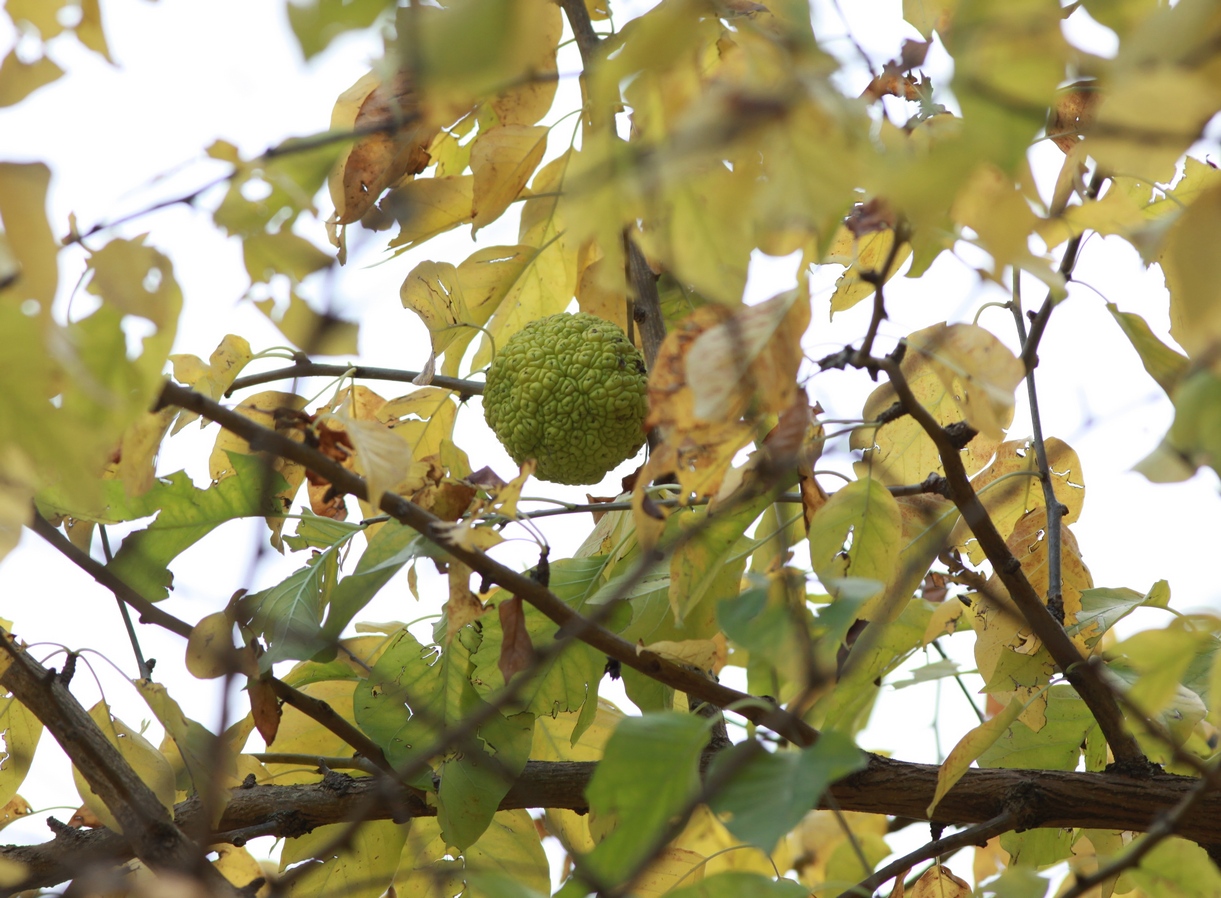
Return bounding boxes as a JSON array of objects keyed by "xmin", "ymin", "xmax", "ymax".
[
  {"xmin": 329, "ymin": 69, "xmax": 438, "ymax": 226},
  {"xmin": 498, "ymin": 596, "xmax": 534, "ymax": 681},
  {"xmin": 1048, "ymin": 81, "xmax": 1101, "ymax": 154},
  {"xmin": 248, "ymin": 677, "xmax": 282, "ymax": 747}
]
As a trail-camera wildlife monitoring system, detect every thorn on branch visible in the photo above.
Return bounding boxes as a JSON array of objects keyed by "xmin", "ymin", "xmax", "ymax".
[
  {"xmin": 817, "ymin": 346, "xmax": 857, "ymax": 371},
  {"xmin": 943, "ymin": 421, "xmax": 978, "ymax": 450}
]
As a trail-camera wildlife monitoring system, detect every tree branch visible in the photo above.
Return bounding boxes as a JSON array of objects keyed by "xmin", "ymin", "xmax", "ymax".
[
  {"xmin": 560, "ymin": 0, "xmax": 668, "ymax": 371},
  {"xmin": 29, "ymin": 511, "xmax": 194, "ymax": 639},
  {"xmin": 225, "ymin": 363, "xmax": 484, "ymax": 399},
  {"xmin": 0, "ymin": 634, "xmax": 240, "ymax": 895},
  {"xmin": 155, "ymin": 382, "xmax": 818, "ymax": 749},
  {"xmin": 8, "ymin": 754, "xmax": 1219, "ymax": 893},
  {"xmin": 874, "ymin": 357, "xmax": 1147, "ymax": 769},
  {"xmin": 837, "ymin": 810, "xmax": 1017, "ymax": 898}
]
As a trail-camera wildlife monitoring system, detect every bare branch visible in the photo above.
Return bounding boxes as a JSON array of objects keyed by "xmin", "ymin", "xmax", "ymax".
[
  {"xmin": 226, "ymin": 363, "xmax": 484, "ymax": 399},
  {"xmin": 29, "ymin": 511, "xmax": 194, "ymax": 639},
  {"xmin": 837, "ymin": 810, "xmax": 1017, "ymax": 898}
]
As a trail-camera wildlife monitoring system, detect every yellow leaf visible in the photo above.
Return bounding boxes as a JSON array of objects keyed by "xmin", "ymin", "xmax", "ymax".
[
  {"xmin": 489, "ymin": 1, "xmax": 562, "ymax": 126},
  {"xmin": 210, "ymin": 391, "xmax": 307, "ymax": 483},
  {"xmin": 470, "ymin": 124, "xmax": 549, "ymax": 232},
  {"xmin": 825, "ymin": 226, "xmax": 913, "ymax": 315},
  {"xmin": 446, "ymin": 560, "xmax": 486, "ymax": 643},
  {"xmin": 928, "ymin": 696, "xmax": 1024, "ymax": 815},
  {"xmin": 639, "ymin": 639, "xmax": 722, "ymax": 671},
  {"xmin": 951, "ymin": 164, "xmax": 1045, "ymax": 276},
  {"xmin": 904, "ymin": 0, "xmax": 956, "ymax": 38},
  {"xmin": 905, "ymin": 323, "xmax": 1024, "ymax": 441},
  {"xmin": 72, "ymin": 701, "xmax": 176, "ymax": 833},
  {"xmin": 0, "ymin": 162, "xmax": 58, "ymax": 308},
  {"xmin": 853, "ymin": 354, "xmax": 1001, "ymax": 487},
  {"xmin": 910, "ymin": 864, "xmax": 970, "ymax": 898},
  {"xmin": 330, "ymin": 416, "xmax": 415, "ymax": 507},
  {"xmin": 263, "ymin": 680, "xmax": 359, "ymax": 785},
  {"xmin": 0, "ymin": 696, "xmax": 41, "ymax": 810},
  {"xmin": 186, "ymin": 611, "xmax": 243, "ymax": 680},
  {"xmin": 950, "ymin": 438, "xmax": 1084, "ymax": 564},
  {"xmin": 685, "ymin": 288, "xmax": 810, "ymax": 421},
  {"xmin": 471, "ymin": 154, "xmax": 578, "ymax": 372},
  {"xmin": 1162, "ymin": 184, "xmax": 1221, "ymax": 363},
  {"xmin": 0, "ymin": 49, "xmax": 63, "ymax": 108},
  {"xmin": 378, "ymin": 387, "xmax": 459, "ymax": 460},
  {"xmin": 0, "ymin": 795, "xmax": 32, "ymax": 832},
  {"xmin": 327, "ymin": 68, "xmax": 434, "ymax": 226},
  {"xmin": 386, "ymin": 175, "xmax": 474, "ymax": 250}
]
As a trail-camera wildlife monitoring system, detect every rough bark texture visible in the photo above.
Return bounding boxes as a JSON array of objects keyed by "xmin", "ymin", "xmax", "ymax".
[{"xmin": 4, "ymin": 754, "xmax": 1214, "ymax": 893}]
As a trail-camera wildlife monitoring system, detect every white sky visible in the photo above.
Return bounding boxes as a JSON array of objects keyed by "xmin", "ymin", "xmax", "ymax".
[{"xmin": 1, "ymin": 0, "xmax": 1219, "ymax": 883}]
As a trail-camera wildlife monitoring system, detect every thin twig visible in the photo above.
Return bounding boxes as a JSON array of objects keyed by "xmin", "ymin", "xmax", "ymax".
[
  {"xmin": 98, "ymin": 526, "xmax": 151, "ymax": 679},
  {"xmin": 836, "ymin": 811, "xmax": 1017, "ymax": 898},
  {"xmin": 1019, "ymin": 168, "xmax": 1108, "ymax": 374},
  {"xmin": 29, "ymin": 511, "xmax": 194, "ymax": 639},
  {"xmin": 1009, "ymin": 279, "xmax": 1067, "ymax": 622},
  {"xmin": 226, "ymin": 363, "xmax": 484, "ymax": 399}
]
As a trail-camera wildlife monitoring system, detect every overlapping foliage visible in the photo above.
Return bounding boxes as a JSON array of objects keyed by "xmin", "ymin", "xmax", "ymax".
[{"xmin": 3, "ymin": 0, "xmax": 1221, "ymax": 896}]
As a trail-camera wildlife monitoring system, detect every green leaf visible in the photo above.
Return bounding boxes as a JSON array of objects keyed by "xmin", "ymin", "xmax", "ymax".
[
  {"xmin": 667, "ymin": 872, "xmax": 811, "ymax": 898},
  {"xmin": 287, "ymin": 0, "xmax": 393, "ymax": 60},
  {"xmin": 978, "ymin": 685, "xmax": 1094, "ymax": 771},
  {"xmin": 670, "ymin": 492, "xmax": 774, "ymax": 625},
  {"xmin": 808, "ymin": 477, "xmax": 902, "ymax": 616},
  {"xmin": 1001, "ymin": 827, "xmax": 1074, "ymax": 870},
  {"xmin": 1106, "ymin": 303, "xmax": 1190, "ymax": 396},
  {"xmin": 104, "ymin": 454, "xmax": 288, "ymax": 601},
  {"xmin": 244, "ymin": 544, "xmax": 339, "ymax": 668},
  {"xmin": 471, "ymin": 562, "xmax": 606, "ymax": 720},
  {"xmin": 355, "ymin": 628, "xmax": 534, "ymax": 846},
  {"xmin": 437, "ymin": 709, "xmax": 534, "ymax": 850},
  {"xmin": 282, "ymin": 509, "xmax": 364, "ymax": 552},
  {"xmin": 581, "ymin": 711, "xmax": 707, "ymax": 885},
  {"xmin": 1067, "ymin": 581, "xmax": 1171, "ymax": 646},
  {"xmin": 243, "ymin": 231, "xmax": 333, "ymax": 284},
  {"xmin": 708, "ymin": 731, "xmax": 865, "ymax": 851},
  {"xmin": 1126, "ymin": 836, "xmax": 1221, "ymax": 898},
  {"xmin": 323, "ymin": 520, "xmax": 428, "ymax": 639}
]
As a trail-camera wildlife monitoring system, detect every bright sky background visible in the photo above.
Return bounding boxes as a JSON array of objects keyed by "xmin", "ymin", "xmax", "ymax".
[{"xmin": 2, "ymin": 0, "xmax": 1219, "ymax": 883}]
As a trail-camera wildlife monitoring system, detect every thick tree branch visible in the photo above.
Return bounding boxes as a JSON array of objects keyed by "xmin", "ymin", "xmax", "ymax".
[
  {"xmin": 225, "ymin": 363, "xmax": 483, "ymax": 399},
  {"xmin": 155, "ymin": 381, "xmax": 818, "ymax": 748},
  {"xmin": 874, "ymin": 357, "xmax": 1146, "ymax": 768},
  {"xmin": 0, "ymin": 635, "xmax": 239, "ymax": 895},
  {"xmin": 7, "ymin": 754, "xmax": 1219, "ymax": 893}
]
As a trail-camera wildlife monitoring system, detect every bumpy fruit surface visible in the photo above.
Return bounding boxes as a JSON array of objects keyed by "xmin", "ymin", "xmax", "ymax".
[{"xmin": 483, "ymin": 313, "xmax": 648, "ymax": 485}]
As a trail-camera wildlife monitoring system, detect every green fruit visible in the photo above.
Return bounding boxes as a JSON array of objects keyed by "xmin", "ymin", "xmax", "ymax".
[{"xmin": 483, "ymin": 313, "xmax": 648, "ymax": 485}]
